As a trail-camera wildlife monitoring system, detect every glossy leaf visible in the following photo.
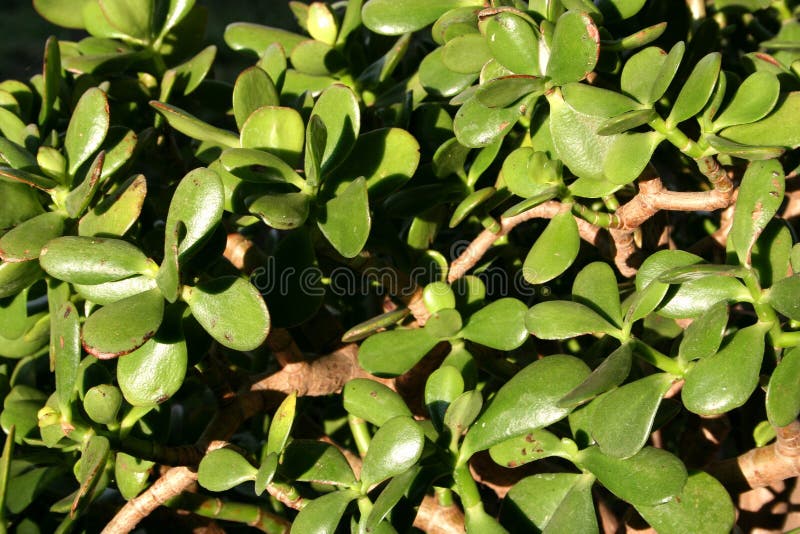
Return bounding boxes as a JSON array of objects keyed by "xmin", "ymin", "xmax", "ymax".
[
  {"xmin": 546, "ymin": 11, "xmax": 599, "ymax": 85},
  {"xmin": 365, "ymin": 466, "xmax": 420, "ymax": 532},
  {"xmin": 291, "ymin": 40, "xmax": 346, "ymax": 76},
  {"xmin": 712, "ymin": 71, "xmax": 780, "ymax": 130},
  {"xmin": 221, "ymin": 147, "xmax": 304, "ymax": 186},
  {"xmin": 233, "ymin": 67, "xmax": 280, "ymax": 130},
  {"xmin": 65, "ymin": 88, "xmax": 109, "ymax": 177},
  {"xmin": 559, "ymin": 343, "xmax": 632, "ymax": 408},
  {"xmin": 459, "ymin": 298, "xmax": 528, "ymax": 350},
  {"xmin": 450, "ymin": 187, "xmax": 495, "ymax": 227},
  {"xmin": 239, "ymin": 106, "xmax": 305, "ymax": 167},
  {"xmin": 343, "ymin": 378, "xmax": 412, "ymax": 427},
  {"xmin": 704, "ymin": 134, "xmax": 784, "ymax": 160},
  {"xmin": 247, "ymin": 192, "xmax": 310, "ymax": 230},
  {"xmin": 52, "ymin": 302, "xmax": 80, "ymax": 419},
  {"xmin": 635, "ymin": 471, "xmax": 735, "ymax": 534},
  {"xmin": 666, "ymin": 53, "xmax": 721, "ymax": 127},
  {"xmin": 598, "ymin": 0, "xmax": 647, "ymax": 19},
  {"xmin": 489, "ymin": 428, "xmax": 569, "ymax": 468},
  {"xmin": 79, "ymin": 174, "xmax": 147, "ymax": 237},
  {"xmin": 224, "ymin": 23, "xmax": 306, "ymax": 56},
  {"xmin": 150, "ymin": 101, "xmax": 239, "ymax": 147},
  {"xmin": 523, "ymin": 211, "xmax": 580, "ymax": 284},
  {"xmin": 444, "ymin": 390, "xmax": 482, "ymax": 438},
  {"xmin": 425, "ymin": 366, "xmax": 464, "ymax": 432},
  {"xmin": 115, "ymin": 452, "xmax": 154, "ymax": 500},
  {"xmin": 307, "ymin": 2, "xmax": 338, "ymax": 44},
  {"xmin": 83, "ymin": 384, "xmax": 123, "ymax": 424},
  {"xmin": 359, "ymin": 328, "xmax": 438, "ymax": 377},
  {"xmin": 573, "ymin": 261, "xmax": 622, "ymax": 326},
  {"xmin": 117, "ymin": 324, "xmax": 187, "ymax": 406},
  {"xmin": 317, "ymin": 177, "xmax": 370, "ymax": 258},
  {"xmin": 360, "ymin": 416, "xmax": 424, "ymax": 490},
  {"xmin": 73, "ymin": 434, "xmax": 111, "ymax": 513},
  {"xmin": 730, "ymin": 159, "xmax": 785, "ymax": 267},
  {"xmin": 183, "ymin": 276, "xmax": 270, "ymax": 351},
  {"xmin": 460, "ymin": 355, "xmax": 591, "ymax": 461},
  {"xmin": 767, "ymin": 346, "xmax": 800, "ymax": 426},
  {"xmin": 82, "ymin": 288, "xmax": 164, "ymax": 359},
  {"xmin": 65, "ymin": 151, "xmax": 105, "ymax": 219},
  {"xmin": 0, "ymin": 166, "xmax": 57, "ymax": 192},
  {"xmin": 768, "ymin": 275, "xmax": 800, "ymax": 321},
  {"xmin": 290, "ymin": 489, "xmax": 358, "ymax": 534},
  {"xmin": 577, "ymin": 446, "xmax": 687, "ymax": 505},
  {"xmin": 503, "ymin": 473, "xmax": 598, "ymax": 533},
  {"xmin": 0, "ymin": 261, "xmax": 42, "ymax": 299},
  {"xmin": 98, "ymin": 0, "xmax": 154, "ymax": 40},
  {"xmin": 454, "ymin": 95, "xmax": 524, "ymax": 148},
  {"xmin": 484, "ymin": 13, "xmax": 539, "ymax": 76},
  {"xmin": 166, "ymin": 167, "xmax": 225, "ymax": 262},
  {"xmin": 33, "ymin": 0, "xmax": 91, "ymax": 28},
  {"xmin": 677, "ymin": 301, "xmax": 728, "ymax": 363},
  {"xmin": 361, "ymin": 0, "xmax": 479, "ymax": 35},
  {"xmin": 597, "ymin": 109, "xmax": 657, "ymax": 136},
  {"xmin": 197, "ymin": 448, "xmax": 257, "ymax": 491},
  {"xmin": 0, "ymin": 212, "xmax": 64, "ymax": 263},
  {"xmin": 419, "ymin": 48, "xmax": 478, "ymax": 98},
  {"xmin": 39, "ymin": 36, "xmax": 60, "ymax": 126},
  {"xmin": 721, "ymin": 92, "xmax": 800, "ymax": 148},
  {"xmin": 683, "ymin": 323, "xmax": 768, "ymax": 415},
  {"xmin": 266, "ymin": 392, "xmax": 296, "ymax": 456},
  {"xmin": 621, "ymin": 43, "xmax": 684, "ymax": 105},
  {"xmin": 39, "ymin": 236, "xmax": 154, "ymax": 285},
  {"xmin": 342, "ymin": 309, "xmax": 410, "ymax": 343},
  {"xmin": 280, "ymin": 440, "xmax": 357, "ymax": 487},
  {"xmin": 526, "ymin": 300, "xmax": 619, "ymax": 339},
  {"xmin": 311, "ymin": 85, "xmax": 360, "ymax": 174}
]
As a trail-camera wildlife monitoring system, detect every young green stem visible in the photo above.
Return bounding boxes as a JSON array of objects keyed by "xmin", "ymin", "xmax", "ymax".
[
  {"xmin": 632, "ymin": 339, "xmax": 685, "ymax": 376},
  {"xmin": 348, "ymin": 415, "xmax": 371, "ymax": 457}
]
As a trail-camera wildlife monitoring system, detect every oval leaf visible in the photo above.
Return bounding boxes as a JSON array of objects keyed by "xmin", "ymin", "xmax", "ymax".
[
  {"xmin": 197, "ymin": 448, "xmax": 257, "ymax": 491},
  {"xmin": 523, "ymin": 210, "xmax": 580, "ymax": 284},
  {"xmin": 459, "ymin": 298, "xmax": 528, "ymax": 350},
  {"xmin": 343, "ymin": 378, "xmax": 412, "ymax": 427},
  {"xmin": 360, "ymin": 416, "xmax": 424, "ymax": 491},
  {"xmin": 81, "ymin": 288, "xmax": 164, "ymax": 359},
  {"xmin": 358, "ymin": 328, "xmax": 439, "ymax": 377},
  {"xmin": 40, "ymin": 236, "xmax": 154, "ymax": 285},
  {"xmin": 526, "ymin": 300, "xmax": 619, "ymax": 339}
]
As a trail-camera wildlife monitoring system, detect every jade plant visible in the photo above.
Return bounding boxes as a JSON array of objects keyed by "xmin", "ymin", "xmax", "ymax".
[{"xmin": 0, "ymin": 0, "xmax": 800, "ymax": 531}]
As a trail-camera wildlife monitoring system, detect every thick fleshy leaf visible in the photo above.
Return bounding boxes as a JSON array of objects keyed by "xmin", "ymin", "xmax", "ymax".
[
  {"xmin": 98, "ymin": 0, "xmax": 154, "ymax": 40},
  {"xmin": 0, "ymin": 167, "xmax": 56, "ymax": 192},
  {"xmin": 559, "ymin": 343, "xmax": 632, "ymax": 408},
  {"xmin": 0, "ymin": 212, "xmax": 64, "ymax": 263},
  {"xmin": 730, "ymin": 160, "xmax": 784, "ymax": 267},
  {"xmin": 115, "ymin": 452, "xmax": 154, "ymax": 500},
  {"xmin": 591, "ymin": 373, "xmax": 673, "ymax": 458},
  {"xmin": 449, "ymin": 187, "xmax": 495, "ymax": 227},
  {"xmin": 454, "ymin": 93, "xmax": 524, "ymax": 148},
  {"xmin": 768, "ymin": 275, "xmax": 800, "ymax": 320},
  {"xmin": 221, "ymin": 148, "xmax": 304, "ymax": 186},
  {"xmin": 443, "ymin": 34, "xmax": 492, "ymax": 74},
  {"xmin": 232, "ymin": 67, "xmax": 280, "ymax": 130},
  {"xmin": 767, "ymin": 346, "xmax": 800, "ymax": 426},
  {"xmin": 342, "ymin": 309, "xmax": 410, "ymax": 343},
  {"xmin": 247, "ymin": 192, "xmax": 310, "ymax": 230},
  {"xmin": 317, "ymin": 177, "xmax": 370, "ymax": 258},
  {"xmin": 40, "ymin": 236, "xmax": 154, "ymax": 285},
  {"xmin": 311, "ymin": 85, "xmax": 360, "ymax": 174},
  {"xmin": 621, "ymin": 43, "xmax": 684, "ymax": 105},
  {"xmin": 704, "ymin": 134, "xmax": 784, "ymax": 160},
  {"xmin": 597, "ymin": 0, "xmax": 647, "ymax": 19},
  {"xmin": 666, "ymin": 53, "xmax": 721, "ymax": 127},
  {"xmin": 280, "ymin": 440, "xmax": 357, "ymax": 487},
  {"xmin": 546, "ymin": 11, "xmax": 599, "ymax": 85},
  {"xmin": 460, "ymin": 355, "xmax": 591, "ymax": 461},
  {"xmin": 53, "ymin": 302, "xmax": 80, "ymax": 419},
  {"xmin": 360, "ymin": 416, "xmax": 424, "ymax": 490},
  {"xmin": 239, "ymin": 106, "xmax": 305, "ymax": 168},
  {"xmin": 344, "ymin": 378, "xmax": 412, "ymax": 427},
  {"xmin": 161, "ymin": 45, "xmax": 216, "ymax": 99},
  {"xmin": 81, "ymin": 288, "xmax": 164, "ymax": 359},
  {"xmin": 290, "ymin": 489, "xmax": 358, "ymax": 534},
  {"xmin": 503, "ymin": 473, "xmax": 598, "ymax": 533},
  {"xmin": 150, "ymin": 101, "xmax": 239, "ymax": 147},
  {"xmin": 501, "ymin": 148, "xmax": 558, "ymax": 198},
  {"xmin": 489, "ymin": 428, "xmax": 570, "ymax": 468},
  {"xmin": 0, "ymin": 108, "xmax": 28, "ymax": 148},
  {"xmin": 477, "ymin": 76, "xmax": 545, "ymax": 109},
  {"xmin": 65, "ymin": 88, "xmax": 109, "ymax": 178},
  {"xmin": 183, "ymin": 276, "xmax": 270, "ymax": 351},
  {"xmin": 526, "ymin": 301, "xmax": 619, "ymax": 339},
  {"xmin": 459, "ymin": 298, "xmax": 528, "ymax": 350},
  {"xmin": 573, "ymin": 262, "xmax": 622, "ymax": 326},
  {"xmin": 33, "ymin": 0, "xmax": 91, "ymax": 28},
  {"xmin": 65, "ymin": 151, "xmax": 105, "ymax": 219},
  {"xmin": 577, "ymin": 446, "xmax": 687, "ymax": 505},
  {"xmin": 0, "ymin": 287, "xmax": 28, "ymax": 339},
  {"xmin": 419, "ymin": 48, "xmax": 478, "ymax": 98},
  {"xmin": 635, "ymin": 471, "xmax": 735, "ymax": 534},
  {"xmin": 266, "ymin": 391, "xmax": 296, "ymax": 456},
  {"xmin": 425, "ymin": 308, "xmax": 463, "ymax": 340},
  {"xmin": 425, "ymin": 366, "xmax": 464, "ymax": 432},
  {"xmin": 165, "ymin": 167, "xmax": 225, "ymax": 262},
  {"xmin": 325, "ymin": 128, "xmax": 420, "ymax": 199},
  {"xmin": 0, "ymin": 261, "xmax": 42, "ymax": 299},
  {"xmin": 359, "ymin": 328, "xmax": 438, "ymax": 377},
  {"xmin": 0, "ymin": 181, "xmax": 43, "ymax": 231},
  {"xmin": 361, "ymin": 0, "xmax": 479, "ymax": 35},
  {"xmin": 39, "ymin": 36, "xmax": 61, "ymax": 126},
  {"xmin": 290, "ymin": 40, "xmax": 346, "ymax": 76},
  {"xmin": 682, "ymin": 323, "xmax": 768, "ymax": 415},
  {"xmin": 444, "ymin": 390, "xmax": 482, "ymax": 438},
  {"xmin": 307, "ymin": 2, "xmax": 338, "ymax": 44},
  {"xmin": 712, "ymin": 71, "xmax": 780, "ymax": 130},
  {"xmin": 484, "ymin": 13, "xmax": 540, "ymax": 76},
  {"xmin": 117, "ymin": 321, "xmax": 187, "ymax": 406},
  {"xmin": 523, "ymin": 211, "xmax": 580, "ymax": 284},
  {"xmin": 1, "ymin": 386, "xmax": 47, "ymax": 442},
  {"xmin": 603, "ymin": 131, "xmax": 661, "ymax": 185},
  {"xmin": 365, "ymin": 466, "xmax": 420, "ymax": 532},
  {"xmin": 76, "ymin": 276, "xmax": 157, "ymax": 306},
  {"xmin": 678, "ymin": 301, "xmax": 728, "ymax": 363},
  {"xmin": 79, "ymin": 174, "xmax": 146, "ymax": 237},
  {"xmin": 72, "ymin": 434, "xmax": 111, "ymax": 513},
  {"xmin": 721, "ymin": 92, "xmax": 800, "ymax": 148},
  {"xmin": 224, "ymin": 23, "xmax": 306, "ymax": 56},
  {"xmin": 197, "ymin": 448, "xmax": 257, "ymax": 491},
  {"xmin": 597, "ymin": 109, "xmax": 657, "ymax": 136},
  {"xmin": 562, "ymin": 83, "xmax": 639, "ymax": 118},
  {"xmin": 83, "ymin": 384, "xmax": 123, "ymax": 424}
]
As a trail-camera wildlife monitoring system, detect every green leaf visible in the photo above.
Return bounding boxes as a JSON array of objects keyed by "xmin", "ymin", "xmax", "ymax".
[
  {"xmin": 342, "ymin": 308, "xmax": 410, "ymax": 343},
  {"xmin": 460, "ymin": 355, "xmax": 590, "ymax": 460},
  {"xmin": 65, "ymin": 88, "xmax": 109, "ymax": 178},
  {"xmin": 82, "ymin": 288, "xmax": 164, "ymax": 359},
  {"xmin": 65, "ymin": 151, "xmax": 105, "ymax": 219},
  {"xmin": 712, "ymin": 71, "xmax": 780, "ymax": 130},
  {"xmin": 360, "ymin": 416, "xmax": 424, "ymax": 491},
  {"xmin": 0, "ymin": 287, "xmax": 28, "ymax": 340},
  {"xmin": 591, "ymin": 373, "xmax": 673, "ymax": 458},
  {"xmin": 597, "ymin": 0, "xmax": 647, "ymax": 19},
  {"xmin": 501, "ymin": 148, "xmax": 559, "ymax": 198},
  {"xmin": 166, "ymin": 167, "xmax": 224, "ymax": 263},
  {"xmin": 0, "ymin": 261, "xmax": 43, "ymax": 299},
  {"xmin": 459, "ymin": 298, "xmax": 528, "ymax": 350},
  {"xmin": 768, "ymin": 275, "xmax": 800, "ymax": 320},
  {"xmin": 442, "ymin": 34, "xmax": 491, "ymax": 74},
  {"xmin": 476, "ymin": 76, "xmax": 545, "ymax": 109},
  {"xmin": 444, "ymin": 390, "xmax": 483, "ymax": 438},
  {"xmin": 678, "ymin": 301, "xmax": 728, "ymax": 363},
  {"xmin": 280, "ymin": 440, "xmax": 357, "ymax": 487},
  {"xmin": 311, "ymin": 84, "xmax": 360, "ymax": 174},
  {"xmin": 489, "ymin": 428, "xmax": 570, "ymax": 468},
  {"xmin": 425, "ymin": 308, "xmax": 463, "ymax": 340},
  {"xmin": 558, "ymin": 343, "xmax": 632, "ymax": 408},
  {"xmin": 419, "ymin": 48, "xmax": 478, "ymax": 98},
  {"xmin": 307, "ymin": 2, "xmax": 338, "ymax": 44},
  {"xmin": 239, "ymin": 106, "xmax": 305, "ymax": 168},
  {"xmin": 635, "ymin": 471, "xmax": 735, "ymax": 534},
  {"xmin": 0, "ymin": 181, "xmax": 43, "ymax": 232},
  {"xmin": 1, "ymin": 386, "xmax": 47, "ymax": 443},
  {"xmin": 117, "ymin": 323, "xmax": 187, "ymax": 406},
  {"xmin": 526, "ymin": 301, "xmax": 619, "ymax": 339},
  {"xmin": 73, "ymin": 434, "xmax": 111, "ymax": 513},
  {"xmin": 221, "ymin": 148, "xmax": 304, "ymax": 186},
  {"xmin": 484, "ymin": 13, "xmax": 540, "ymax": 76},
  {"xmin": 361, "ymin": 0, "xmax": 479, "ymax": 35},
  {"xmin": 454, "ymin": 95, "xmax": 524, "ymax": 148},
  {"xmin": 98, "ymin": 0, "xmax": 154, "ymax": 40},
  {"xmin": 422, "ymin": 281, "xmax": 456, "ymax": 314},
  {"xmin": 767, "ymin": 346, "xmax": 800, "ymax": 426},
  {"xmin": 83, "ymin": 384, "xmax": 123, "ymax": 424},
  {"xmin": 503, "ymin": 473, "xmax": 598, "ymax": 533},
  {"xmin": 150, "ymin": 101, "xmax": 239, "ymax": 147},
  {"xmin": 621, "ymin": 43, "xmax": 684, "ymax": 105},
  {"xmin": 317, "ymin": 176, "xmax": 370, "ymax": 258},
  {"xmin": 39, "ymin": 36, "xmax": 61, "ymax": 126},
  {"xmin": 704, "ymin": 134, "xmax": 784, "ymax": 160},
  {"xmin": 721, "ymin": 92, "xmax": 800, "ymax": 148},
  {"xmin": 305, "ymin": 114, "xmax": 325, "ymax": 189},
  {"xmin": 254, "ymin": 453, "xmax": 278, "ymax": 495},
  {"xmin": 52, "ymin": 302, "xmax": 80, "ymax": 419},
  {"xmin": 197, "ymin": 448, "xmax": 257, "ymax": 491},
  {"xmin": 730, "ymin": 160, "xmax": 785, "ymax": 267},
  {"xmin": 115, "ymin": 452, "xmax": 154, "ymax": 500},
  {"xmin": 450, "ymin": 187, "xmax": 495, "ymax": 227},
  {"xmin": 0, "ymin": 166, "xmax": 57, "ymax": 192},
  {"xmin": 683, "ymin": 323, "xmax": 768, "ymax": 415},
  {"xmin": 267, "ymin": 392, "xmax": 296, "ymax": 455},
  {"xmin": 183, "ymin": 276, "xmax": 270, "ymax": 351},
  {"xmin": 603, "ymin": 131, "xmax": 661, "ymax": 185},
  {"xmin": 577, "ymin": 446, "xmax": 687, "ymax": 505},
  {"xmin": 365, "ymin": 466, "xmax": 420, "ymax": 532},
  {"xmin": 290, "ymin": 489, "xmax": 358, "ymax": 534},
  {"xmin": 0, "ymin": 212, "xmax": 65, "ymax": 263},
  {"xmin": 40, "ymin": 236, "xmax": 155, "ymax": 285},
  {"xmin": 247, "ymin": 191, "xmax": 310, "ymax": 230},
  {"xmin": 224, "ymin": 22, "xmax": 306, "ymax": 56},
  {"xmin": 0, "ymin": 108, "xmax": 31, "ymax": 148},
  {"xmin": 424, "ymin": 366, "xmax": 464, "ymax": 432},
  {"xmin": 161, "ymin": 45, "xmax": 216, "ymax": 99},
  {"xmin": 79, "ymin": 174, "xmax": 147, "ymax": 237},
  {"xmin": 546, "ymin": 11, "xmax": 600, "ymax": 85},
  {"xmin": 232, "ymin": 67, "xmax": 280, "ymax": 130},
  {"xmin": 344, "ymin": 378, "xmax": 412, "ymax": 427},
  {"xmin": 76, "ymin": 275, "xmax": 157, "ymax": 306},
  {"xmin": 33, "ymin": 0, "xmax": 91, "ymax": 28},
  {"xmin": 666, "ymin": 53, "xmax": 721, "ymax": 127},
  {"xmin": 597, "ymin": 109, "xmax": 657, "ymax": 136},
  {"xmin": 290, "ymin": 40, "xmax": 347, "ymax": 76},
  {"xmin": 523, "ymin": 211, "xmax": 580, "ymax": 284},
  {"xmin": 562, "ymin": 83, "xmax": 640, "ymax": 118},
  {"xmin": 573, "ymin": 261, "xmax": 623, "ymax": 326},
  {"xmin": 359, "ymin": 328, "xmax": 439, "ymax": 377}
]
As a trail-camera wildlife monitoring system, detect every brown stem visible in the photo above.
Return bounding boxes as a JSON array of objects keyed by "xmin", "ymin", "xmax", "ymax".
[{"xmin": 267, "ymin": 328, "xmax": 305, "ymax": 366}]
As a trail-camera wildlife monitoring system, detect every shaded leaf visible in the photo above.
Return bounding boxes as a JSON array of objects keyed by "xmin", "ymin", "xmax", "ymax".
[
  {"xmin": 233, "ymin": 67, "xmax": 280, "ymax": 130},
  {"xmin": 559, "ymin": 343, "xmax": 632, "ymax": 408},
  {"xmin": 317, "ymin": 177, "xmax": 370, "ymax": 258},
  {"xmin": 523, "ymin": 211, "xmax": 580, "ymax": 284},
  {"xmin": 503, "ymin": 473, "xmax": 598, "ymax": 533},
  {"xmin": 767, "ymin": 346, "xmax": 800, "ymax": 426},
  {"xmin": 0, "ymin": 212, "xmax": 65, "ymax": 263},
  {"xmin": 82, "ymin": 288, "xmax": 164, "ymax": 359},
  {"xmin": 359, "ymin": 328, "xmax": 438, "ymax": 377},
  {"xmin": 239, "ymin": 106, "xmax": 305, "ymax": 167}
]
